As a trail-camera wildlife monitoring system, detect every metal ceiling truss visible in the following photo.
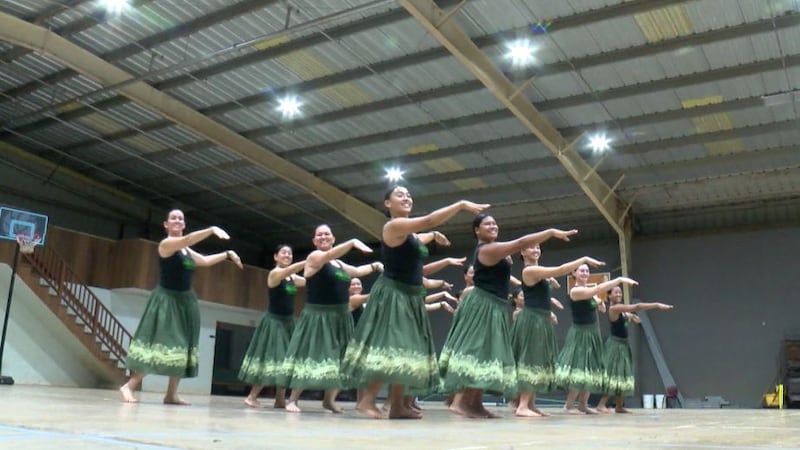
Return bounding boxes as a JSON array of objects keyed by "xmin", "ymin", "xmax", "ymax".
[
  {"xmin": 0, "ymin": 11, "xmax": 386, "ymax": 239},
  {"xmin": 87, "ymin": 48, "xmax": 800, "ymax": 179},
  {"xmin": 6, "ymin": 0, "xmax": 690, "ymax": 159},
  {"xmin": 44, "ymin": 1, "xmax": 793, "ymax": 169}
]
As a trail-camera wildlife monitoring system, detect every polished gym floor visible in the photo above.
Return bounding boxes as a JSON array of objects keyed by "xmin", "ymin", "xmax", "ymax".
[{"xmin": 0, "ymin": 385, "xmax": 797, "ymax": 449}]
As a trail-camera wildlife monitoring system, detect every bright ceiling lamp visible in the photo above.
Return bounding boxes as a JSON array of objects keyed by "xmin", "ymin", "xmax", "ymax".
[
  {"xmin": 385, "ymin": 167, "xmax": 404, "ymax": 182},
  {"xmin": 504, "ymin": 39, "xmax": 536, "ymax": 66},
  {"xmin": 101, "ymin": 0, "xmax": 130, "ymax": 15},
  {"xmin": 588, "ymin": 133, "xmax": 611, "ymax": 153},
  {"xmin": 276, "ymin": 96, "xmax": 302, "ymax": 119}
]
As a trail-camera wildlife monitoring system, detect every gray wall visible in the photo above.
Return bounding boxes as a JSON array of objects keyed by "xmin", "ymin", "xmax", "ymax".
[
  {"xmin": 633, "ymin": 226, "xmax": 800, "ymax": 407},
  {"xmin": 418, "ymin": 227, "xmax": 799, "ymax": 408}
]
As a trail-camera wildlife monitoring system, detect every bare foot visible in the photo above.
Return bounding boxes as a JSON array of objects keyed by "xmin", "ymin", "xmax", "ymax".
[
  {"xmin": 322, "ymin": 400, "xmax": 344, "ymax": 414},
  {"xmin": 355, "ymin": 401, "xmax": 385, "ymax": 419},
  {"xmin": 596, "ymin": 405, "xmax": 611, "ymax": 414},
  {"xmin": 615, "ymin": 407, "xmax": 630, "ymax": 413},
  {"xmin": 163, "ymin": 396, "xmax": 190, "ymax": 406},
  {"xmin": 285, "ymin": 401, "xmax": 301, "ymax": 413},
  {"xmin": 514, "ymin": 406, "xmax": 542, "ymax": 417},
  {"xmin": 273, "ymin": 399, "xmax": 286, "ymax": 409},
  {"xmin": 578, "ymin": 406, "xmax": 598, "ymax": 415},
  {"xmin": 244, "ymin": 397, "xmax": 262, "ymax": 408},
  {"xmin": 564, "ymin": 407, "xmax": 586, "ymax": 415},
  {"xmin": 119, "ymin": 385, "xmax": 138, "ymax": 403},
  {"xmin": 449, "ymin": 403, "xmax": 467, "ymax": 416},
  {"xmin": 532, "ymin": 407, "xmax": 550, "ymax": 417},
  {"xmin": 389, "ymin": 406, "xmax": 422, "ymax": 419},
  {"xmin": 484, "ymin": 409, "xmax": 502, "ymax": 419}
]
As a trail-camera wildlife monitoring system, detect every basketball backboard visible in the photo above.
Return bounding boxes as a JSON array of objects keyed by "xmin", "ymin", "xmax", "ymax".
[{"xmin": 0, "ymin": 207, "xmax": 48, "ymax": 245}]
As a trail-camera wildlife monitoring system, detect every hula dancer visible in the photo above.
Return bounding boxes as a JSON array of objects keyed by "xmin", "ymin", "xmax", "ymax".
[
  {"xmin": 349, "ymin": 278, "xmax": 368, "ymax": 326},
  {"xmin": 239, "ymin": 244, "xmax": 305, "ymax": 409},
  {"xmin": 440, "ymin": 214, "xmax": 576, "ymax": 418},
  {"xmin": 342, "ymin": 186, "xmax": 488, "ymax": 419},
  {"xmin": 282, "ymin": 225, "xmax": 381, "ymax": 414},
  {"xmin": 596, "ymin": 286, "xmax": 673, "ymax": 413},
  {"xmin": 119, "ymin": 209, "xmax": 243, "ymax": 404},
  {"xmin": 556, "ymin": 265, "xmax": 637, "ymax": 414},
  {"xmin": 512, "ymin": 246, "xmax": 604, "ymax": 417}
]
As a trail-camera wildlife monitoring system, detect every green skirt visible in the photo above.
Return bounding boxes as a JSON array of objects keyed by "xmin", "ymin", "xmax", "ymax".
[
  {"xmin": 280, "ymin": 303, "xmax": 353, "ymax": 390},
  {"xmin": 126, "ymin": 286, "xmax": 200, "ymax": 378},
  {"xmin": 238, "ymin": 313, "xmax": 295, "ymax": 385},
  {"xmin": 341, "ymin": 276, "xmax": 439, "ymax": 396},
  {"xmin": 601, "ymin": 336, "xmax": 634, "ymax": 396},
  {"xmin": 438, "ymin": 287, "xmax": 517, "ymax": 396},
  {"xmin": 555, "ymin": 323, "xmax": 604, "ymax": 392},
  {"xmin": 511, "ymin": 307, "xmax": 557, "ymax": 393}
]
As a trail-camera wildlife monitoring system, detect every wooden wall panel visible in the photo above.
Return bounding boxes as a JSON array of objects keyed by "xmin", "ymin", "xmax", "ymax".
[{"xmin": 8, "ymin": 227, "xmax": 272, "ymax": 311}]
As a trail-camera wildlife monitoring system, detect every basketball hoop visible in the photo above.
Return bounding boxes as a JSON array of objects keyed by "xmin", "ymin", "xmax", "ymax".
[{"xmin": 15, "ymin": 234, "xmax": 40, "ymax": 255}]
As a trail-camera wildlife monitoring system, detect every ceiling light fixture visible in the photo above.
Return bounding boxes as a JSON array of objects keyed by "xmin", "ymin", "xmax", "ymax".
[
  {"xmin": 276, "ymin": 96, "xmax": 302, "ymax": 119},
  {"xmin": 505, "ymin": 39, "xmax": 536, "ymax": 66},
  {"xmin": 101, "ymin": 0, "xmax": 130, "ymax": 15},
  {"xmin": 385, "ymin": 167, "xmax": 404, "ymax": 182},
  {"xmin": 588, "ymin": 133, "xmax": 611, "ymax": 153}
]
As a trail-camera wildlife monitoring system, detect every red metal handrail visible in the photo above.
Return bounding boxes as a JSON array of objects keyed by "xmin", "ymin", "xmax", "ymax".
[{"xmin": 21, "ymin": 245, "xmax": 131, "ymax": 365}]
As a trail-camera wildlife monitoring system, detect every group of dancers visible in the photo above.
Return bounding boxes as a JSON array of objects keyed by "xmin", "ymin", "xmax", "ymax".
[{"xmin": 118, "ymin": 185, "xmax": 672, "ymax": 419}]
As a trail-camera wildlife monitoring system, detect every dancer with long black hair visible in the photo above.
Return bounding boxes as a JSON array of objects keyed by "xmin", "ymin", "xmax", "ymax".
[
  {"xmin": 120, "ymin": 209, "xmax": 242, "ymax": 404},
  {"xmin": 556, "ymin": 265, "xmax": 637, "ymax": 414},
  {"xmin": 512, "ymin": 245, "xmax": 604, "ymax": 417},
  {"xmin": 596, "ymin": 286, "xmax": 672, "ymax": 413},
  {"xmin": 342, "ymin": 185, "xmax": 488, "ymax": 419},
  {"xmin": 239, "ymin": 244, "xmax": 305, "ymax": 409},
  {"xmin": 281, "ymin": 224, "xmax": 381, "ymax": 414},
  {"xmin": 439, "ymin": 214, "xmax": 576, "ymax": 418}
]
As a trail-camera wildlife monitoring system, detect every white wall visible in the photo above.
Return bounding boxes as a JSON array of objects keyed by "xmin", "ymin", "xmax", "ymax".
[
  {"xmin": 0, "ymin": 264, "xmax": 101, "ymax": 386},
  {"xmin": 108, "ymin": 288, "xmax": 259, "ymax": 395},
  {"xmin": 0, "ymin": 263, "xmax": 260, "ymax": 393}
]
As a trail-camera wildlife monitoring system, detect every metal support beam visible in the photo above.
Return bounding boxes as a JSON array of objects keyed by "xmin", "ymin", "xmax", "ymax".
[
  {"xmin": 399, "ymin": 0, "xmax": 628, "ymax": 234},
  {"xmin": 0, "ymin": 12, "xmax": 385, "ymax": 239}
]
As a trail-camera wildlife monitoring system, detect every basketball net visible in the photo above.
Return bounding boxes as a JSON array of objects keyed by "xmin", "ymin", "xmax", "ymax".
[{"xmin": 15, "ymin": 233, "xmax": 40, "ymax": 255}]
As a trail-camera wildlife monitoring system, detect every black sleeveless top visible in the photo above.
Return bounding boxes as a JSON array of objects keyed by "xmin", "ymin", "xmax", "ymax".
[
  {"xmin": 382, "ymin": 234, "xmax": 427, "ymax": 286},
  {"xmin": 306, "ymin": 261, "xmax": 350, "ymax": 305},
  {"xmin": 159, "ymin": 250, "xmax": 195, "ymax": 291},
  {"xmin": 472, "ymin": 243, "xmax": 511, "ymax": 299},
  {"xmin": 267, "ymin": 278, "xmax": 297, "ymax": 316},
  {"xmin": 609, "ymin": 311, "xmax": 628, "ymax": 338},
  {"xmin": 523, "ymin": 277, "xmax": 551, "ymax": 311},
  {"xmin": 570, "ymin": 297, "xmax": 598, "ymax": 325},
  {"xmin": 351, "ymin": 305, "xmax": 364, "ymax": 325}
]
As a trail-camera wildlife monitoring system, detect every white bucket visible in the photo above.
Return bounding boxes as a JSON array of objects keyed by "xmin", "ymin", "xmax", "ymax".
[
  {"xmin": 642, "ymin": 394, "xmax": 654, "ymax": 409},
  {"xmin": 655, "ymin": 394, "xmax": 666, "ymax": 409}
]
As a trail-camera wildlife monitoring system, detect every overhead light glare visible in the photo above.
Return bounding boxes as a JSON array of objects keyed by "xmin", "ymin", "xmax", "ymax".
[
  {"xmin": 276, "ymin": 96, "xmax": 301, "ymax": 119},
  {"xmin": 385, "ymin": 167, "xmax": 404, "ymax": 182},
  {"xmin": 505, "ymin": 39, "xmax": 536, "ymax": 66},
  {"xmin": 588, "ymin": 133, "xmax": 611, "ymax": 153},
  {"xmin": 101, "ymin": 0, "xmax": 130, "ymax": 15}
]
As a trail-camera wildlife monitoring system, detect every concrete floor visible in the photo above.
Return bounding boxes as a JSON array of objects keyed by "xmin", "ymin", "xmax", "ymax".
[{"xmin": 0, "ymin": 386, "xmax": 798, "ymax": 449}]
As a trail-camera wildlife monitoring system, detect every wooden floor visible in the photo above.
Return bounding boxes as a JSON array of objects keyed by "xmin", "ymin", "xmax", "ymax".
[{"xmin": 0, "ymin": 385, "xmax": 798, "ymax": 449}]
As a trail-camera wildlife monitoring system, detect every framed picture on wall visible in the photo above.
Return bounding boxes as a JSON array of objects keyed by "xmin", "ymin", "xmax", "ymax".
[{"xmin": 566, "ymin": 272, "xmax": 611, "ymax": 301}]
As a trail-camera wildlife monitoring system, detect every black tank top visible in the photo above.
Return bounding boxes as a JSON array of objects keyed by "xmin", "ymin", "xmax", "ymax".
[
  {"xmin": 382, "ymin": 234, "xmax": 427, "ymax": 286},
  {"xmin": 351, "ymin": 305, "xmax": 364, "ymax": 325},
  {"xmin": 159, "ymin": 250, "xmax": 195, "ymax": 291},
  {"xmin": 472, "ymin": 243, "xmax": 511, "ymax": 299},
  {"xmin": 523, "ymin": 277, "xmax": 551, "ymax": 311},
  {"xmin": 267, "ymin": 278, "xmax": 297, "ymax": 316},
  {"xmin": 306, "ymin": 261, "xmax": 350, "ymax": 305},
  {"xmin": 570, "ymin": 297, "xmax": 598, "ymax": 325},
  {"xmin": 610, "ymin": 311, "xmax": 628, "ymax": 338}
]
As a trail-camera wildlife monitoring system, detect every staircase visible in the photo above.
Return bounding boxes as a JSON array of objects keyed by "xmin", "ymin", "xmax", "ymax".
[{"xmin": 15, "ymin": 245, "xmax": 131, "ymax": 385}]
